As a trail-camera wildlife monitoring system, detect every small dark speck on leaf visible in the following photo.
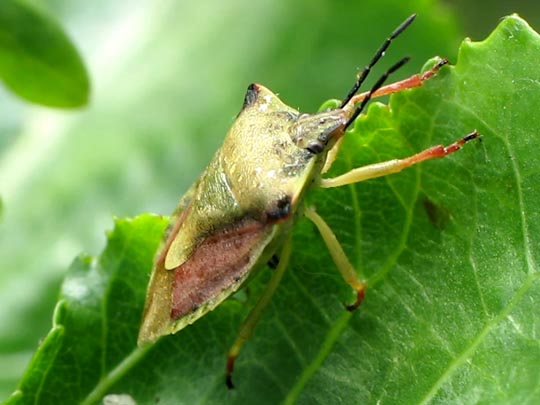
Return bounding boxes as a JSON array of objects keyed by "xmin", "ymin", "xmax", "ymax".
[{"xmin": 423, "ymin": 197, "xmax": 451, "ymax": 230}]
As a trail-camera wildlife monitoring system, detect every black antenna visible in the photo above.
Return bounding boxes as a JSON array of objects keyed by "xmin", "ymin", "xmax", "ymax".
[
  {"xmin": 339, "ymin": 13, "xmax": 416, "ymax": 108},
  {"xmin": 344, "ymin": 56, "xmax": 410, "ymax": 130}
]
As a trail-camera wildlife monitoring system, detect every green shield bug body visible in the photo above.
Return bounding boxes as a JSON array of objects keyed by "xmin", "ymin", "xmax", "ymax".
[{"xmin": 138, "ymin": 14, "xmax": 478, "ymax": 388}]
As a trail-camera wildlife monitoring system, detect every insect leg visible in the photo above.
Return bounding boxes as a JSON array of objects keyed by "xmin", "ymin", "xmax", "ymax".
[
  {"xmin": 322, "ymin": 137, "xmax": 344, "ymax": 174},
  {"xmin": 304, "ymin": 206, "xmax": 366, "ymax": 311},
  {"xmin": 267, "ymin": 254, "xmax": 280, "ymax": 269},
  {"xmin": 225, "ymin": 237, "xmax": 293, "ymax": 389},
  {"xmin": 348, "ymin": 58, "xmax": 448, "ymax": 106},
  {"xmin": 324, "ymin": 59, "xmax": 448, "ymax": 175},
  {"xmin": 319, "ymin": 130, "xmax": 479, "ymax": 189}
]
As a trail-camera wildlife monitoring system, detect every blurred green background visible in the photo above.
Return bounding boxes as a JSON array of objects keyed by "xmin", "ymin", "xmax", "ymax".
[{"xmin": 0, "ymin": 0, "xmax": 537, "ymax": 399}]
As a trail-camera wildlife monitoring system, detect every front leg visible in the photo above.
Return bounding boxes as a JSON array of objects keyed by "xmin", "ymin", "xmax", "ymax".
[
  {"xmin": 322, "ymin": 59, "xmax": 450, "ymax": 176},
  {"xmin": 320, "ymin": 131, "xmax": 479, "ymax": 188}
]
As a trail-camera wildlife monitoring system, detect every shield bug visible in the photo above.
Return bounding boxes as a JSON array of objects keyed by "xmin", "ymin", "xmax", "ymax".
[{"xmin": 138, "ymin": 14, "xmax": 479, "ymax": 388}]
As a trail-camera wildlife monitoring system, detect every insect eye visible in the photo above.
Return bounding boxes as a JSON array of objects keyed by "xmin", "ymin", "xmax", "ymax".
[
  {"xmin": 242, "ymin": 84, "xmax": 259, "ymax": 109},
  {"xmin": 318, "ymin": 133, "xmax": 329, "ymax": 143}
]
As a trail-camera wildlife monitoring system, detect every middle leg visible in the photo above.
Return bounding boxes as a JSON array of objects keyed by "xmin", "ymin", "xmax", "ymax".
[{"xmin": 304, "ymin": 206, "xmax": 366, "ymax": 311}]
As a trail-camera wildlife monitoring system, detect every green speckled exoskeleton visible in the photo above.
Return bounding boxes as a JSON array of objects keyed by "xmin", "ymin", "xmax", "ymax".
[{"xmin": 138, "ymin": 14, "xmax": 479, "ymax": 388}]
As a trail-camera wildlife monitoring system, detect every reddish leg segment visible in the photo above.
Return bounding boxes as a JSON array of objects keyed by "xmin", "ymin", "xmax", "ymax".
[
  {"xmin": 348, "ymin": 58, "xmax": 448, "ymax": 107},
  {"xmin": 321, "ymin": 130, "xmax": 479, "ymax": 189},
  {"xmin": 323, "ymin": 58, "xmax": 449, "ymax": 174}
]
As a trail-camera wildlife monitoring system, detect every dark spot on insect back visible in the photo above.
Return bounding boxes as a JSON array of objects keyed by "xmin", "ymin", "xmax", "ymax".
[
  {"xmin": 423, "ymin": 197, "xmax": 451, "ymax": 230},
  {"xmin": 266, "ymin": 195, "xmax": 292, "ymax": 222}
]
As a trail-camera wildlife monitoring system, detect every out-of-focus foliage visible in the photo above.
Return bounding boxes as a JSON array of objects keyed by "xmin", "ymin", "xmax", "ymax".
[
  {"xmin": 0, "ymin": 0, "xmax": 89, "ymax": 107},
  {"xmin": 1, "ymin": 0, "xmax": 539, "ymax": 403},
  {"xmin": 446, "ymin": 0, "xmax": 540, "ymax": 38}
]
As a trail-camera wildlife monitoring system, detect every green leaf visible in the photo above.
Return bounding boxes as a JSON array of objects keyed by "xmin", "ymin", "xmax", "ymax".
[
  {"xmin": 7, "ymin": 215, "xmax": 167, "ymax": 404},
  {"xmin": 6, "ymin": 14, "xmax": 540, "ymax": 404},
  {"xmin": 0, "ymin": 0, "xmax": 90, "ymax": 107}
]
